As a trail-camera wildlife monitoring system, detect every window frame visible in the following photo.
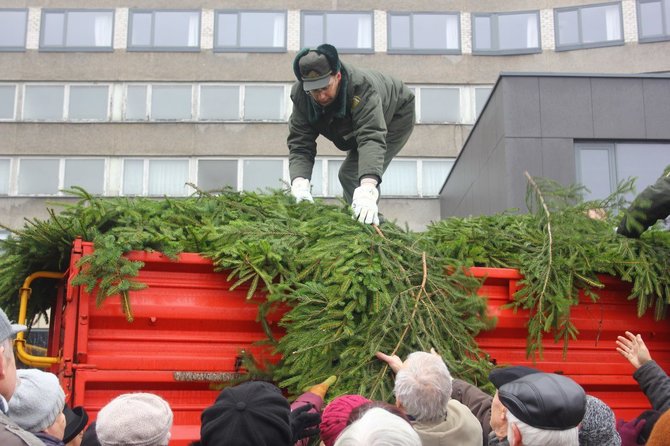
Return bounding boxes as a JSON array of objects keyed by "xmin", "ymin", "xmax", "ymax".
[
  {"xmin": 0, "ymin": 84, "xmax": 17, "ymax": 121},
  {"xmin": 300, "ymin": 10, "xmax": 375, "ymax": 54},
  {"xmin": 39, "ymin": 8, "xmax": 115, "ymax": 52},
  {"xmin": 471, "ymin": 10, "xmax": 542, "ymax": 55},
  {"xmin": 637, "ymin": 0, "xmax": 670, "ymax": 43},
  {"xmin": 127, "ymin": 9, "xmax": 201, "ymax": 52},
  {"xmin": 0, "ymin": 8, "xmax": 28, "ymax": 52},
  {"xmin": 213, "ymin": 9, "xmax": 287, "ymax": 53},
  {"xmin": 386, "ymin": 11, "xmax": 461, "ymax": 55},
  {"xmin": 67, "ymin": 84, "xmax": 111, "ymax": 121},
  {"xmin": 554, "ymin": 2, "xmax": 624, "ymax": 51},
  {"xmin": 15, "ymin": 157, "xmax": 108, "ymax": 197},
  {"xmin": 413, "ymin": 86, "xmax": 464, "ymax": 124}
]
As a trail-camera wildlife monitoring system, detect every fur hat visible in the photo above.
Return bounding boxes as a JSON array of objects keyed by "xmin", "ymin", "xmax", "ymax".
[
  {"xmin": 320, "ymin": 394, "xmax": 371, "ymax": 446},
  {"xmin": 292, "ymin": 44, "xmax": 341, "ymax": 91},
  {"xmin": 9, "ymin": 368, "xmax": 65, "ymax": 433},
  {"xmin": 0, "ymin": 307, "xmax": 26, "ymax": 343},
  {"xmin": 199, "ymin": 381, "xmax": 291, "ymax": 446},
  {"xmin": 646, "ymin": 409, "xmax": 670, "ymax": 446},
  {"xmin": 578, "ymin": 395, "xmax": 621, "ymax": 446},
  {"xmin": 96, "ymin": 393, "xmax": 173, "ymax": 446}
]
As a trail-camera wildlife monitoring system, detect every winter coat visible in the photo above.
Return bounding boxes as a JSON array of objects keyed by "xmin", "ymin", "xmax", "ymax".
[
  {"xmin": 34, "ymin": 432, "xmax": 65, "ymax": 446},
  {"xmin": 288, "ymin": 62, "xmax": 415, "ymax": 184},
  {"xmin": 412, "ymin": 399, "xmax": 483, "ymax": 446},
  {"xmin": 0, "ymin": 410, "xmax": 45, "ymax": 446},
  {"xmin": 451, "ymin": 379, "xmax": 493, "ymax": 446},
  {"xmin": 618, "ymin": 168, "xmax": 670, "ymax": 238},
  {"xmin": 633, "ymin": 360, "xmax": 670, "ymax": 413}
]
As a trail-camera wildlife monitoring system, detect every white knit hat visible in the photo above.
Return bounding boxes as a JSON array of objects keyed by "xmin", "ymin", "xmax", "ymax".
[
  {"xmin": 8, "ymin": 368, "xmax": 65, "ymax": 433},
  {"xmin": 96, "ymin": 393, "xmax": 173, "ymax": 446}
]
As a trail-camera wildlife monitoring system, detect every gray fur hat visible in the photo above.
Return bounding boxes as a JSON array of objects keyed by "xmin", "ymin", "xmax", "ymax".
[
  {"xmin": 8, "ymin": 368, "xmax": 65, "ymax": 433},
  {"xmin": 578, "ymin": 395, "xmax": 621, "ymax": 446},
  {"xmin": 96, "ymin": 393, "xmax": 173, "ymax": 446}
]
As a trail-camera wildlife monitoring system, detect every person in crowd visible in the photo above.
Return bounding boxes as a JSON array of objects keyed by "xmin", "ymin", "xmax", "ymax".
[
  {"xmin": 288, "ymin": 43, "xmax": 415, "ymax": 225},
  {"xmin": 8, "ymin": 368, "xmax": 67, "ymax": 446},
  {"xmin": 79, "ymin": 422, "xmax": 100, "ymax": 446},
  {"xmin": 487, "ymin": 366, "xmax": 541, "ymax": 446},
  {"xmin": 95, "ymin": 393, "xmax": 172, "ymax": 446},
  {"xmin": 578, "ymin": 395, "xmax": 620, "ymax": 446},
  {"xmin": 450, "ymin": 377, "xmax": 494, "ymax": 446},
  {"xmin": 334, "ymin": 407, "xmax": 421, "ymax": 446},
  {"xmin": 499, "ymin": 372, "xmax": 586, "ymax": 446},
  {"xmin": 645, "ymin": 408, "xmax": 670, "ymax": 446},
  {"xmin": 0, "ymin": 308, "xmax": 44, "ymax": 446},
  {"xmin": 320, "ymin": 394, "xmax": 371, "ymax": 446},
  {"xmin": 199, "ymin": 381, "xmax": 293, "ymax": 446},
  {"xmin": 289, "ymin": 375, "xmax": 335, "ymax": 446},
  {"xmin": 617, "ymin": 166, "xmax": 670, "ymax": 238},
  {"xmin": 376, "ymin": 350, "xmax": 483, "ymax": 445},
  {"xmin": 63, "ymin": 405, "xmax": 88, "ymax": 446}
]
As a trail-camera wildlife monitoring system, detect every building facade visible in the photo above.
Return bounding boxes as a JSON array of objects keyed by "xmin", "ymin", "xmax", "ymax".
[{"xmin": 0, "ymin": 0, "xmax": 669, "ymax": 231}]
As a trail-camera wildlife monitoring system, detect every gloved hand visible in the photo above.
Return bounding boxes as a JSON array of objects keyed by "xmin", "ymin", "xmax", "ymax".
[
  {"xmin": 617, "ymin": 418, "xmax": 646, "ymax": 446},
  {"xmin": 291, "ymin": 177, "xmax": 314, "ymax": 203},
  {"xmin": 351, "ymin": 178, "xmax": 379, "ymax": 225},
  {"xmin": 290, "ymin": 403, "xmax": 321, "ymax": 443}
]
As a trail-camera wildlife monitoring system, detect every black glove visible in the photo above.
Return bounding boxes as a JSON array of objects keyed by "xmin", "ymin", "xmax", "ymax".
[{"xmin": 290, "ymin": 403, "xmax": 321, "ymax": 443}]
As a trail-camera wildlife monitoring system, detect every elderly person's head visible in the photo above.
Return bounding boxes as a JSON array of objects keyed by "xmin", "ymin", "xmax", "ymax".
[
  {"xmin": 96, "ymin": 393, "xmax": 173, "ymax": 446},
  {"xmin": 334, "ymin": 407, "xmax": 421, "ymax": 446},
  {"xmin": 500, "ymin": 373, "xmax": 586, "ymax": 446},
  {"xmin": 393, "ymin": 351, "xmax": 452, "ymax": 422},
  {"xmin": 488, "ymin": 366, "xmax": 540, "ymax": 440},
  {"xmin": 8, "ymin": 368, "xmax": 66, "ymax": 440}
]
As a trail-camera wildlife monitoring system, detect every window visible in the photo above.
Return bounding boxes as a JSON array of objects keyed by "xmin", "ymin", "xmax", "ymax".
[
  {"xmin": 301, "ymin": 11, "xmax": 373, "ymax": 53},
  {"xmin": 69, "ymin": 85, "xmax": 109, "ymax": 120},
  {"xmin": 122, "ymin": 159, "xmax": 190, "ymax": 196},
  {"xmin": 383, "ymin": 160, "xmax": 418, "ymax": 195},
  {"xmin": 197, "ymin": 160, "xmax": 237, "ymax": 191},
  {"xmin": 472, "ymin": 11, "xmax": 540, "ymax": 55},
  {"xmin": 40, "ymin": 9, "xmax": 113, "ymax": 51},
  {"xmin": 242, "ymin": 159, "xmax": 284, "ymax": 191},
  {"xmin": 199, "ymin": 85, "xmax": 239, "ymax": 120},
  {"xmin": 214, "ymin": 10, "xmax": 286, "ymax": 52},
  {"xmin": 151, "ymin": 85, "xmax": 193, "ymax": 120},
  {"xmin": 23, "ymin": 85, "xmax": 65, "ymax": 121},
  {"xmin": 475, "ymin": 87, "xmax": 493, "ymax": 118},
  {"xmin": 555, "ymin": 3, "xmax": 623, "ymax": 50},
  {"xmin": 638, "ymin": 0, "xmax": 670, "ymax": 42},
  {"xmin": 125, "ymin": 85, "xmax": 148, "ymax": 120},
  {"xmin": 327, "ymin": 160, "xmax": 344, "ymax": 196},
  {"xmin": 63, "ymin": 159, "xmax": 105, "ymax": 194},
  {"xmin": 0, "ymin": 85, "xmax": 16, "ymax": 120},
  {"xmin": 244, "ymin": 86, "xmax": 285, "ymax": 121},
  {"xmin": 128, "ymin": 10, "xmax": 200, "ymax": 51},
  {"xmin": 417, "ymin": 87, "xmax": 460, "ymax": 123},
  {"xmin": 0, "ymin": 159, "xmax": 10, "ymax": 195},
  {"xmin": 422, "ymin": 160, "xmax": 454, "ymax": 195},
  {"xmin": 388, "ymin": 12, "xmax": 460, "ymax": 54},
  {"xmin": 576, "ymin": 142, "xmax": 670, "ymax": 201},
  {"xmin": 19, "ymin": 159, "xmax": 60, "ymax": 195},
  {"xmin": 0, "ymin": 9, "xmax": 28, "ymax": 51}
]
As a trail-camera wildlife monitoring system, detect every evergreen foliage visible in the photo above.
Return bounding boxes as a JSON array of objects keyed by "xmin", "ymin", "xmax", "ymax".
[{"xmin": 0, "ymin": 177, "xmax": 669, "ymax": 399}]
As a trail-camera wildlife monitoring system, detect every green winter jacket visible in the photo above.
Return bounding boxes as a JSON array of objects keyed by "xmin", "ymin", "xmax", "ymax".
[
  {"xmin": 287, "ymin": 63, "xmax": 415, "ymax": 183},
  {"xmin": 617, "ymin": 167, "xmax": 670, "ymax": 238}
]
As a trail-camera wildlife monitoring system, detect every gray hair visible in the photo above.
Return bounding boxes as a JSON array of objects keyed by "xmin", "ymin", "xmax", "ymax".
[
  {"xmin": 334, "ymin": 408, "xmax": 421, "ymax": 446},
  {"xmin": 507, "ymin": 411, "xmax": 579, "ymax": 446},
  {"xmin": 1, "ymin": 338, "xmax": 13, "ymax": 362},
  {"xmin": 393, "ymin": 351, "xmax": 452, "ymax": 422}
]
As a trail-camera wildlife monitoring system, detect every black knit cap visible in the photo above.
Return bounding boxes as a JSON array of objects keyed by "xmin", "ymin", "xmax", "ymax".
[
  {"xmin": 63, "ymin": 405, "xmax": 89, "ymax": 444},
  {"xmin": 488, "ymin": 365, "xmax": 540, "ymax": 389},
  {"xmin": 499, "ymin": 372, "xmax": 586, "ymax": 430},
  {"xmin": 200, "ymin": 381, "xmax": 291, "ymax": 446}
]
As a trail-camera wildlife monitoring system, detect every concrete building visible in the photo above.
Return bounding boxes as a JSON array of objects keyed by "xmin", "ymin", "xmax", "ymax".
[{"xmin": 0, "ymin": 0, "xmax": 669, "ymax": 231}]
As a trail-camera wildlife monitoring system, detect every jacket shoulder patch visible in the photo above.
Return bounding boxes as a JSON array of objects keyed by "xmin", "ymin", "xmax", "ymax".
[{"xmin": 351, "ymin": 96, "xmax": 362, "ymax": 109}]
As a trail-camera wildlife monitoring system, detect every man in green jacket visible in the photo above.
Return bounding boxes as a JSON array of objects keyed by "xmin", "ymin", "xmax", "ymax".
[
  {"xmin": 288, "ymin": 44, "xmax": 415, "ymax": 225},
  {"xmin": 617, "ymin": 167, "xmax": 670, "ymax": 238}
]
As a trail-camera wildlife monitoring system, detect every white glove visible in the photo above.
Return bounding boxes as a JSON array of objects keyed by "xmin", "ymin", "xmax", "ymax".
[
  {"xmin": 290, "ymin": 177, "xmax": 314, "ymax": 203},
  {"xmin": 352, "ymin": 178, "xmax": 379, "ymax": 225}
]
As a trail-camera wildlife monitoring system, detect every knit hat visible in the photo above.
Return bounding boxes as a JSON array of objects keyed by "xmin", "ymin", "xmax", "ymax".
[
  {"xmin": 0, "ymin": 307, "xmax": 26, "ymax": 343},
  {"xmin": 578, "ymin": 395, "xmax": 621, "ymax": 446},
  {"xmin": 200, "ymin": 381, "xmax": 291, "ymax": 446},
  {"xmin": 320, "ymin": 394, "xmax": 371, "ymax": 446},
  {"xmin": 96, "ymin": 393, "xmax": 173, "ymax": 446},
  {"xmin": 8, "ymin": 368, "xmax": 65, "ymax": 433},
  {"xmin": 499, "ymin": 372, "xmax": 586, "ymax": 430},
  {"xmin": 63, "ymin": 405, "xmax": 89, "ymax": 444},
  {"xmin": 646, "ymin": 408, "xmax": 670, "ymax": 446}
]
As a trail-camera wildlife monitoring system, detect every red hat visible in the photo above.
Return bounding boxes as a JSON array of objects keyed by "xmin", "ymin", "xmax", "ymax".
[{"xmin": 319, "ymin": 395, "xmax": 370, "ymax": 446}]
